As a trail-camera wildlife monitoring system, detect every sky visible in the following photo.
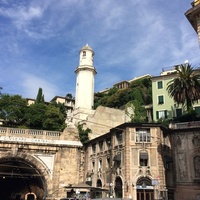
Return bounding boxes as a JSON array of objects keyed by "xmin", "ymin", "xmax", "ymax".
[{"xmin": 0, "ymin": 0, "xmax": 200, "ymax": 101}]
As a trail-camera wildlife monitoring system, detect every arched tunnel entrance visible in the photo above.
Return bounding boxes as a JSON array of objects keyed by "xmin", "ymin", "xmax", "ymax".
[{"xmin": 0, "ymin": 157, "xmax": 46, "ymax": 200}]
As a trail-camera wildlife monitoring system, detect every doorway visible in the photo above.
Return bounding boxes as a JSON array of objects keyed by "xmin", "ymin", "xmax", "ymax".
[
  {"xmin": 136, "ymin": 177, "xmax": 154, "ymax": 200},
  {"xmin": 137, "ymin": 189, "xmax": 154, "ymax": 200}
]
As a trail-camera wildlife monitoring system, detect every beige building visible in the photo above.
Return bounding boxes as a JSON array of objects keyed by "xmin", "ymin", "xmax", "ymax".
[{"xmin": 84, "ymin": 123, "xmax": 173, "ymax": 200}]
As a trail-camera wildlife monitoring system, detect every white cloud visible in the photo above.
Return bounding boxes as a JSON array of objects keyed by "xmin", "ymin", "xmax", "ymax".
[{"xmin": 21, "ymin": 73, "xmax": 60, "ymax": 101}]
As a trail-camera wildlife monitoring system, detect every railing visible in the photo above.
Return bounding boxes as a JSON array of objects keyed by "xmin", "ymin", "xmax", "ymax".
[
  {"xmin": 0, "ymin": 127, "xmax": 61, "ymax": 139},
  {"xmin": 169, "ymin": 121, "xmax": 200, "ymax": 129}
]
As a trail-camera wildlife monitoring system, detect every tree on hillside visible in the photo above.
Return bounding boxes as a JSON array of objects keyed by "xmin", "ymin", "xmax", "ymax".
[
  {"xmin": 35, "ymin": 88, "xmax": 45, "ymax": 103},
  {"xmin": 25, "ymin": 103, "xmax": 47, "ymax": 129},
  {"xmin": 66, "ymin": 93, "xmax": 73, "ymax": 99},
  {"xmin": 43, "ymin": 104, "xmax": 66, "ymax": 131},
  {"xmin": 167, "ymin": 64, "xmax": 200, "ymax": 112},
  {"xmin": 0, "ymin": 94, "xmax": 28, "ymax": 127}
]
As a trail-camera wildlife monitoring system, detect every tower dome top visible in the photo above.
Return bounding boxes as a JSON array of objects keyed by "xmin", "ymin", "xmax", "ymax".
[{"xmin": 81, "ymin": 44, "xmax": 93, "ymax": 51}]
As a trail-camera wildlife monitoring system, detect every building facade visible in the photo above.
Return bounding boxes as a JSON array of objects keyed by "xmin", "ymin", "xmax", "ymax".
[
  {"xmin": 170, "ymin": 122, "xmax": 200, "ymax": 200},
  {"xmin": 185, "ymin": 0, "xmax": 200, "ymax": 45},
  {"xmin": 84, "ymin": 123, "xmax": 173, "ymax": 200},
  {"xmin": 151, "ymin": 65, "xmax": 200, "ymax": 122}
]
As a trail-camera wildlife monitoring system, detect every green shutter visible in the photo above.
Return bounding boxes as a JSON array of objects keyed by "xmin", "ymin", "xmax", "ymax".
[
  {"xmin": 164, "ymin": 110, "xmax": 167, "ymax": 118},
  {"xmin": 156, "ymin": 111, "xmax": 159, "ymax": 119},
  {"xmin": 195, "ymin": 106, "xmax": 200, "ymax": 115}
]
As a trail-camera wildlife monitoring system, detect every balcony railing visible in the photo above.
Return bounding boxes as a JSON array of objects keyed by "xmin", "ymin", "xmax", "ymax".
[
  {"xmin": 0, "ymin": 127, "xmax": 61, "ymax": 139},
  {"xmin": 0, "ymin": 127, "xmax": 82, "ymax": 147},
  {"xmin": 169, "ymin": 121, "xmax": 200, "ymax": 129}
]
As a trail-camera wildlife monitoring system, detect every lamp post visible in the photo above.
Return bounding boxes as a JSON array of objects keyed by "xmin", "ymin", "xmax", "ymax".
[
  {"xmin": 109, "ymin": 183, "xmax": 113, "ymax": 198},
  {"xmin": 142, "ymin": 182, "xmax": 146, "ymax": 200}
]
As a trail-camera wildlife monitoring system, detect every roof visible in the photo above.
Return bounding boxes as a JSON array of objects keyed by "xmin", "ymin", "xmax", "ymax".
[
  {"xmin": 81, "ymin": 44, "xmax": 93, "ymax": 52},
  {"xmin": 86, "ymin": 122, "xmax": 171, "ymax": 144},
  {"xmin": 50, "ymin": 95, "xmax": 75, "ymax": 102}
]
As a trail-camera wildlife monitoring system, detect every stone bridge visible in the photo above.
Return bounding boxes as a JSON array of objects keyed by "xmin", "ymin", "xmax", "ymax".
[{"xmin": 0, "ymin": 127, "xmax": 84, "ymax": 200}]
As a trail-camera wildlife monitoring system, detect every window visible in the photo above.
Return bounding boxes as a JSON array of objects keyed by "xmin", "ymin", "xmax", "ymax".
[
  {"xmin": 92, "ymin": 144, "xmax": 96, "ymax": 153},
  {"xmin": 140, "ymin": 151, "xmax": 148, "ymax": 166},
  {"xmin": 158, "ymin": 95, "xmax": 164, "ymax": 104},
  {"xmin": 157, "ymin": 81, "xmax": 163, "ymax": 89},
  {"xmin": 92, "ymin": 161, "xmax": 95, "ymax": 171},
  {"xmin": 106, "ymin": 156, "xmax": 110, "ymax": 168},
  {"xmin": 136, "ymin": 128, "xmax": 151, "ymax": 142},
  {"xmin": 82, "ymin": 51, "xmax": 86, "ymax": 57},
  {"xmin": 113, "ymin": 154, "xmax": 121, "ymax": 168},
  {"xmin": 98, "ymin": 159, "xmax": 102, "ymax": 170},
  {"xmin": 156, "ymin": 110, "xmax": 167, "ymax": 120},
  {"xmin": 116, "ymin": 131, "xmax": 123, "ymax": 144},
  {"xmin": 106, "ymin": 138, "xmax": 111, "ymax": 150},
  {"xmin": 99, "ymin": 141, "xmax": 103, "ymax": 151},
  {"xmin": 176, "ymin": 108, "xmax": 182, "ymax": 118}
]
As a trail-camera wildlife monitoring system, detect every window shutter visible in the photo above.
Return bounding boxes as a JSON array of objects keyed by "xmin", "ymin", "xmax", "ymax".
[
  {"xmin": 156, "ymin": 111, "xmax": 159, "ymax": 119},
  {"xmin": 164, "ymin": 110, "xmax": 167, "ymax": 118}
]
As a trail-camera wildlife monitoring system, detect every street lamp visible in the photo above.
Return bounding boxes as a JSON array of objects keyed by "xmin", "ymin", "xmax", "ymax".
[
  {"xmin": 142, "ymin": 182, "xmax": 146, "ymax": 200},
  {"xmin": 109, "ymin": 183, "xmax": 113, "ymax": 198}
]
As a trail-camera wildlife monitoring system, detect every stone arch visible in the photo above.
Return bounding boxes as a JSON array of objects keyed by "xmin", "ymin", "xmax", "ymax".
[
  {"xmin": 136, "ymin": 176, "xmax": 154, "ymax": 200},
  {"xmin": 25, "ymin": 192, "xmax": 37, "ymax": 200},
  {"xmin": 96, "ymin": 179, "xmax": 102, "ymax": 187},
  {"xmin": 0, "ymin": 151, "xmax": 51, "ymax": 200},
  {"xmin": 136, "ymin": 176, "xmax": 152, "ymax": 186},
  {"xmin": 95, "ymin": 179, "xmax": 102, "ymax": 198}
]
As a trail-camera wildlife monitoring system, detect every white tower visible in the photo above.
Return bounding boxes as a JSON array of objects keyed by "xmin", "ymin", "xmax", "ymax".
[{"xmin": 75, "ymin": 44, "xmax": 97, "ymax": 110}]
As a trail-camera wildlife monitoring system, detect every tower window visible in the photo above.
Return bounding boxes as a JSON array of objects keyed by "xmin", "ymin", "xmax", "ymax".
[{"xmin": 83, "ymin": 51, "xmax": 86, "ymax": 58}]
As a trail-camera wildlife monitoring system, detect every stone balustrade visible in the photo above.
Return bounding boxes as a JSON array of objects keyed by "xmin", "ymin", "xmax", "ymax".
[
  {"xmin": 0, "ymin": 127, "xmax": 61, "ymax": 139},
  {"xmin": 169, "ymin": 121, "xmax": 200, "ymax": 129}
]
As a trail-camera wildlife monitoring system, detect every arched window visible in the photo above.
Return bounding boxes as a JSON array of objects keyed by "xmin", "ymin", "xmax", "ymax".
[
  {"xmin": 83, "ymin": 51, "xmax": 86, "ymax": 57},
  {"xmin": 96, "ymin": 179, "xmax": 102, "ymax": 198},
  {"xmin": 114, "ymin": 177, "xmax": 123, "ymax": 198}
]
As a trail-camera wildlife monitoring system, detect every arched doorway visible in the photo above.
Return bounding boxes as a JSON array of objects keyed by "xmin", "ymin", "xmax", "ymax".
[
  {"xmin": 0, "ymin": 157, "xmax": 46, "ymax": 200},
  {"xmin": 25, "ymin": 193, "xmax": 37, "ymax": 200},
  {"xmin": 136, "ymin": 177, "xmax": 154, "ymax": 200},
  {"xmin": 95, "ymin": 179, "xmax": 102, "ymax": 198},
  {"xmin": 114, "ymin": 176, "xmax": 122, "ymax": 198}
]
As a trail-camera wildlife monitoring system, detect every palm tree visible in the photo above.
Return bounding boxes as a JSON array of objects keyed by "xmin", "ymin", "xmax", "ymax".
[{"xmin": 167, "ymin": 63, "xmax": 200, "ymax": 112}]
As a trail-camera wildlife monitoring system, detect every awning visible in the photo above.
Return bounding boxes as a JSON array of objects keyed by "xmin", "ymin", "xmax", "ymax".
[
  {"xmin": 113, "ymin": 154, "xmax": 121, "ymax": 161},
  {"xmin": 64, "ymin": 183, "xmax": 109, "ymax": 192},
  {"xmin": 140, "ymin": 152, "xmax": 148, "ymax": 159}
]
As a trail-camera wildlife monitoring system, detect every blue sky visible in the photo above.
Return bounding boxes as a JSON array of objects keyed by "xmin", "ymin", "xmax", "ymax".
[{"xmin": 0, "ymin": 0, "xmax": 200, "ymax": 101}]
